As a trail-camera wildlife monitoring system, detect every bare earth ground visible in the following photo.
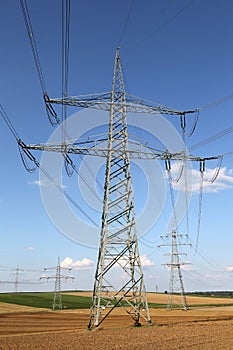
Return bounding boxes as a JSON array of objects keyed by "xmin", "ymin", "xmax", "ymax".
[{"xmin": 1, "ymin": 293, "xmax": 233, "ymax": 349}]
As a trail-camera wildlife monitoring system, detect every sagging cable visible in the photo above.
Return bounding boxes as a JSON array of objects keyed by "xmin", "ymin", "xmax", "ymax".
[
  {"xmin": 195, "ymin": 168, "xmax": 204, "ymax": 254},
  {"xmin": 62, "ymin": 152, "xmax": 103, "ymax": 204},
  {"xmin": 180, "ymin": 110, "xmax": 199, "ymax": 138},
  {"xmin": 43, "ymin": 94, "xmax": 60, "ymax": 126},
  {"xmin": 63, "ymin": 152, "xmax": 75, "ymax": 177},
  {"xmin": 165, "ymin": 158, "xmax": 184, "ymax": 183},
  {"xmin": 204, "ymin": 156, "xmax": 223, "ymax": 184},
  {"xmin": 18, "ymin": 140, "xmax": 39, "ymax": 173},
  {"xmin": 20, "ymin": 0, "xmax": 60, "ymax": 126}
]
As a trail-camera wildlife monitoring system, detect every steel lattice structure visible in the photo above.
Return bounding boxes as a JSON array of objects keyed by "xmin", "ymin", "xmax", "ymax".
[
  {"xmin": 41, "ymin": 257, "xmax": 74, "ymax": 310},
  {"xmin": 159, "ymin": 231, "xmax": 190, "ymax": 310},
  {"xmin": 87, "ymin": 49, "xmax": 151, "ymax": 328},
  {"xmin": 19, "ymin": 49, "xmax": 222, "ymax": 328},
  {"xmin": 11, "ymin": 265, "xmax": 24, "ymax": 293},
  {"xmin": 167, "ymin": 231, "xmax": 188, "ymax": 310},
  {"xmin": 53, "ymin": 257, "xmax": 62, "ymax": 310}
]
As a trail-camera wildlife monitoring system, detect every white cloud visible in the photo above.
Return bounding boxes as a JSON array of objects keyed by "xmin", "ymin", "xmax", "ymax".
[
  {"xmin": 61, "ymin": 257, "xmax": 94, "ymax": 270},
  {"xmin": 28, "ymin": 179, "xmax": 67, "ymax": 189},
  {"xmin": 226, "ymin": 266, "xmax": 233, "ymax": 272},
  {"xmin": 140, "ymin": 255, "xmax": 154, "ymax": 267},
  {"xmin": 28, "ymin": 180, "xmax": 47, "ymax": 187},
  {"xmin": 170, "ymin": 165, "xmax": 233, "ymax": 194},
  {"xmin": 25, "ymin": 246, "xmax": 35, "ymax": 252},
  {"xmin": 110, "ymin": 254, "xmax": 154, "ymax": 270}
]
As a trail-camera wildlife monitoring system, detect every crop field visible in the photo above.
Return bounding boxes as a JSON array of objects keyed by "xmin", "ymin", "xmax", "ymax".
[
  {"xmin": 0, "ymin": 292, "xmax": 233, "ymax": 349},
  {"xmin": 0, "ymin": 292, "xmax": 92, "ymax": 310}
]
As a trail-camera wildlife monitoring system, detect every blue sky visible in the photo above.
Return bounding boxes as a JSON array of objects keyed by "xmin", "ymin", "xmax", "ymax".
[{"xmin": 1, "ymin": 0, "xmax": 233, "ymax": 293}]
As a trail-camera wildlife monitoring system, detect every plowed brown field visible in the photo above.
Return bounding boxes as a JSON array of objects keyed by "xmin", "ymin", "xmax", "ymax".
[{"xmin": 0, "ymin": 293, "xmax": 233, "ymax": 349}]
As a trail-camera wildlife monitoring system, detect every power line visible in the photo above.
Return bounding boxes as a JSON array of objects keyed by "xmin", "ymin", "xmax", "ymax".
[
  {"xmin": 190, "ymin": 124, "xmax": 233, "ymax": 152},
  {"xmin": 20, "ymin": 0, "xmax": 103, "ymax": 201},
  {"xmin": 0, "ymin": 105, "xmax": 20, "ymax": 141},
  {"xmin": 200, "ymin": 93, "xmax": 233, "ymax": 111},
  {"xmin": 20, "ymin": 0, "xmax": 60, "ymax": 126},
  {"xmin": 20, "ymin": 0, "xmax": 46, "ymax": 93},
  {"xmin": 129, "ymin": 0, "xmax": 194, "ymax": 50},
  {"xmin": 0, "ymin": 105, "xmax": 99, "ymax": 226},
  {"xmin": 189, "ymin": 238, "xmax": 223, "ymax": 272},
  {"xmin": 19, "ymin": 143, "xmax": 99, "ymax": 227},
  {"xmin": 118, "ymin": 0, "xmax": 135, "ymax": 47},
  {"xmin": 195, "ymin": 171, "xmax": 204, "ymax": 254},
  {"xmin": 61, "ymin": 0, "xmax": 70, "ymax": 130}
]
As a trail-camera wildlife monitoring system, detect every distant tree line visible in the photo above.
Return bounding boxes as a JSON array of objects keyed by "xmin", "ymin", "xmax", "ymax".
[{"xmin": 187, "ymin": 291, "xmax": 233, "ymax": 298}]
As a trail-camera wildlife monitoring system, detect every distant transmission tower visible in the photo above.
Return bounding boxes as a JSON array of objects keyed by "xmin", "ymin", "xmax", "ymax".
[
  {"xmin": 11, "ymin": 265, "xmax": 24, "ymax": 293},
  {"xmin": 159, "ymin": 230, "xmax": 190, "ymax": 310},
  {"xmin": 41, "ymin": 257, "xmax": 74, "ymax": 310}
]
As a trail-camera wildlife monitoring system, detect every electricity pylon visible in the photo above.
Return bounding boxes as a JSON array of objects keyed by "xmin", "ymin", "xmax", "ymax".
[
  {"xmin": 86, "ymin": 49, "xmax": 151, "ymax": 328},
  {"xmin": 11, "ymin": 265, "xmax": 24, "ymax": 293},
  {"xmin": 18, "ymin": 48, "xmax": 221, "ymax": 328},
  {"xmin": 159, "ymin": 230, "xmax": 190, "ymax": 310},
  {"xmin": 41, "ymin": 257, "xmax": 74, "ymax": 310}
]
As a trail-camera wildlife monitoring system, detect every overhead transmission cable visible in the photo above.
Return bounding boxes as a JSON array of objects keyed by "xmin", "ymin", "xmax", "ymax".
[
  {"xmin": 195, "ymin": 167, "xmax": 204, "ymax": 254},
  {"xmin": 20, "ymin": 0, "xmax": 59, "ymax": 126},
  {"xmin": 59, "ymin": 0, "xmax": 103, "ymax": 198},
  {"xmin": 190, "ymin": 124, "xmax": 233, "ymax": 152},
  {"xmin": 118, "ymin": 0, "xmax": 135, "ymax": 47},
  {"xmin": 165, "ymin": 159, "xmax": 179, "ymax": 233},
  {"xmin": 194, "ymin": 157, "xmax": 223, "ymax": 253},
  {"xmin": 129, "ymin": 0, "xmax": 194, "ymax": 50},
  {"xmin": 0, "ymin": 106, "xmax": 98, "ymax": 227},
  {"xmin": 20, "ymin": 0, "xmax": 46, "ymax": 93},
  {"xmin": 18, "ymin": 141, "xmax": 99, "ymax": 227},
  {"xmin": 20, "ymin": 0, "xmax": 103, "ymax": 202},
  {"xmin": 20, "ymin": 143, "xmax": 99, "ymax": 226},
  {"xmin": 61, "ymin": 0, "xmax": 70, "ymax": 127},
  {"xmin": 189, "ymin": 92, "xmax": 233, "ymax": 151},
  {"xmin": 190, "ymin": 240, "xmax": 218, "ymax": 270},
  {"xmin": 0, "ymin": 105, "xmax": 20, "ymax": 140},
  {"xmin": 200, "ymin": 92, "xmax": 233, "ymax": 111},
  {"xmin": 159, "ymin": 0, "xmax": 179, "ymax": 16},
  {"xmin": 180, "ymin": 116, "xmax": 190, "ymax": 238}
]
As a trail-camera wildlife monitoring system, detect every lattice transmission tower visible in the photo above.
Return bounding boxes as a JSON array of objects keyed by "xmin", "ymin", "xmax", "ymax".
[
  {"xmin": 159, "ymin": 230, "xmax": 191, "ymax": 310},
  {"xmin": 0, "ymin": 0, "xmax": 225, "ymax": 329},
  {"xmin": 41, "ymin": 257, "xmax": 74, "ymax": 310},
  {"xmin": 16, "ymin": 47, "xmax": 220, "ymax": 328},
  {"xmin": 86, "ymin": 49, "xmax": 151, "ymax": 328},
  {"xmin": 11, "ymin": 265, "xmax": 24, "ymax": 293}
]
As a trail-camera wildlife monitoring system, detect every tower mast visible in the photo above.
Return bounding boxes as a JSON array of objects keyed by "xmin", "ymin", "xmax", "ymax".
[
  {"xmin": 159, "ymin": 230, "xmax": 190, "ymax": 310},
  {"xmin": 53, "ymin": 257, "xmax": 62, "ymax": 310},
  {"xmin": 16, "ymin": 45, "xmax": 219, "ymax": 326},
  {"xmin": 41, "ymin": 257, "xmax": 74, "ymax": 310},
  {"xmin": 87, "ymin": 49, "xmax": 151, "ymax": 329},
  {"xmin": 167, "ymin": 230, "xmax": 188, "ymax": 310}
]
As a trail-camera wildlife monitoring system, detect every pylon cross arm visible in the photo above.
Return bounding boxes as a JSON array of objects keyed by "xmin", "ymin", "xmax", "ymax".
[
  {"xmin": 49, "ymin": 93, "xmax": 198, "ymax": 115},
  {"xmin": 22, "ymin": 141, "xmax": 221, "ymax": 162}
]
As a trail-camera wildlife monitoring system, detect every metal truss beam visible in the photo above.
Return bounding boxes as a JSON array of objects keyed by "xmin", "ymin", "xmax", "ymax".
[
  {"xmin": 21, "ymin": 140, "xmax": 221, "ymax": 162},
  {"xmin": 47, "ymin": 92, "xmax": 199, "ymax": 116}
]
